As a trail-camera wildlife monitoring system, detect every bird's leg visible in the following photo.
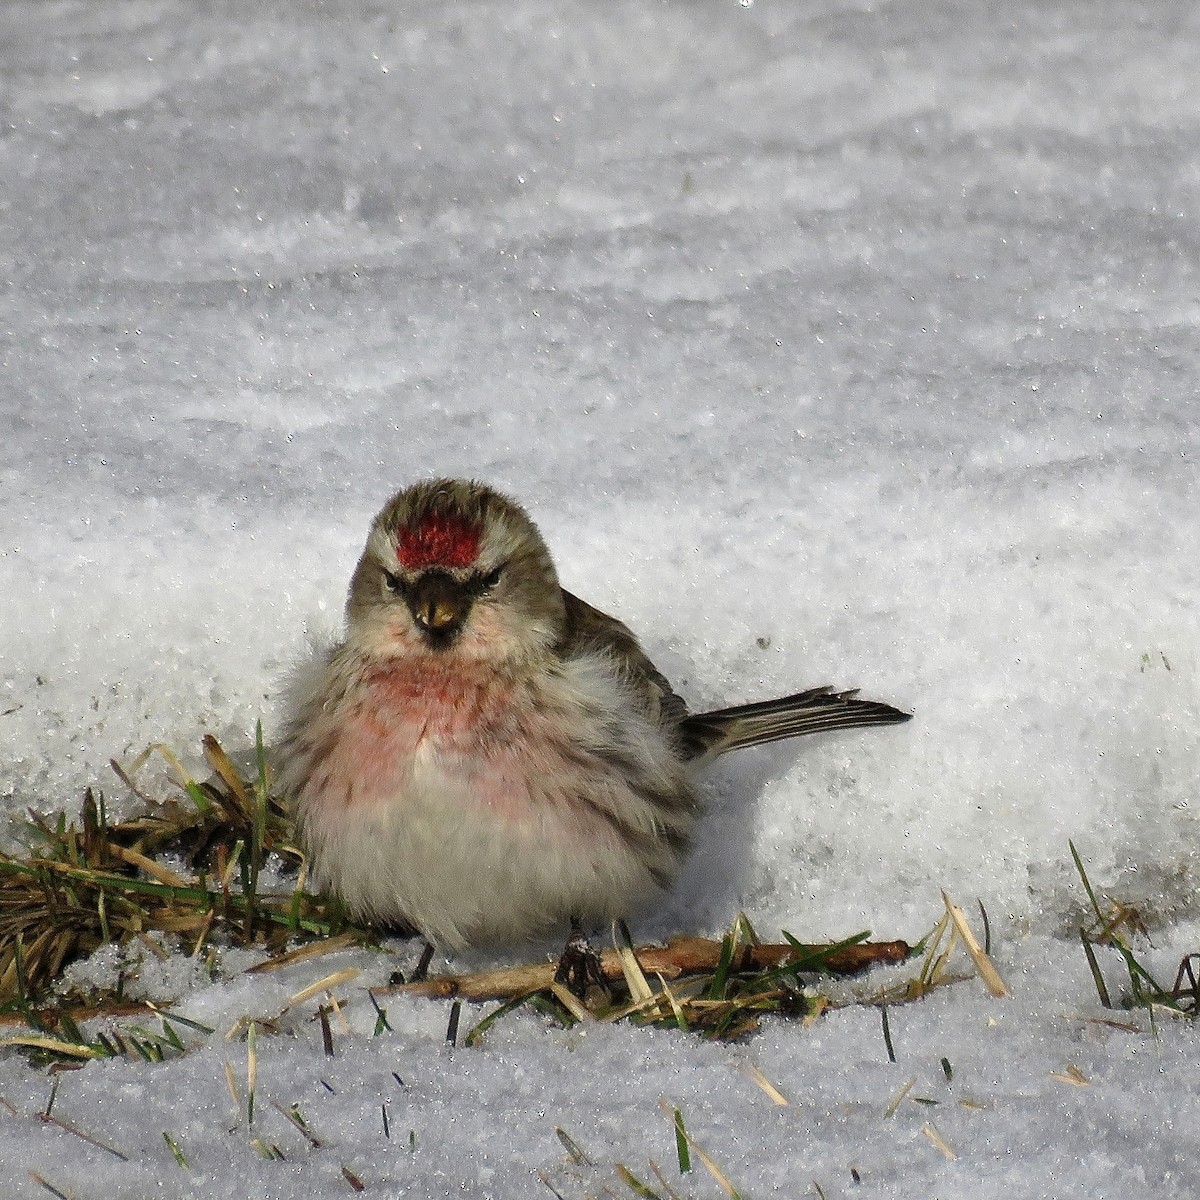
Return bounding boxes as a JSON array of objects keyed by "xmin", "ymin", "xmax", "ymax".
[
  {"xmin": 553, "ymin": 917, "xmax": 609, "ymax": 999},
  {"xmin": 412, "ymin": 940, "xmax": 436, "ymax": 983}
]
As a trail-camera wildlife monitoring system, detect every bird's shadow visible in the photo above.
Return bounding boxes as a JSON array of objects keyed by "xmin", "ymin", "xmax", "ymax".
[{"xmin": 643, "ymin": 741, "xmax": 802, "ymax": 942}]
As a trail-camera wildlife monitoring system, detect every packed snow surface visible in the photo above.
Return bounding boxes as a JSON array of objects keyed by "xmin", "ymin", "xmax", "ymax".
[{"xmin": 2, "ymin": 0, "xmax": 1198, "ymax": 1196}]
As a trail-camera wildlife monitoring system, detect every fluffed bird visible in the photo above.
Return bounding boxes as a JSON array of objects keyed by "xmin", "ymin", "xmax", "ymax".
[{"xmin": 277, "ymin": 479, "xmax": 909, "ymax": 951}]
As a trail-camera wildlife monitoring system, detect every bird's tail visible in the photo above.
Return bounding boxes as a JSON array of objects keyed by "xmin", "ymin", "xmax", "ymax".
[{"xmin": 679, "ymin": 686, "xmax": 911, "ymax": 762}]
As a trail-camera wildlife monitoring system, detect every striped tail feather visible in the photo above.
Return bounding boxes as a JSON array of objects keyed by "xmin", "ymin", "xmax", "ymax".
[{"xmin": 678, "ymin": 686, "xmax": 911, "ymax": 762}]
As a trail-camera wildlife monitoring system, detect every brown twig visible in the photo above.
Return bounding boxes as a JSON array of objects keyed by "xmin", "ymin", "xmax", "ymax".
[{"xmin": 382, "ymin": 935, "xmax": 911, "ymax": 1002}]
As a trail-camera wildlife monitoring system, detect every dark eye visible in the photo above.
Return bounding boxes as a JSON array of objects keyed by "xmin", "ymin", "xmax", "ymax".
[
  {"xmin": 383, "ymin": 570, "xmax": 406, "ymax": 595},
  {"xmin": 479, "ymin": 565, "xmax": 504, "ymax": 592}
]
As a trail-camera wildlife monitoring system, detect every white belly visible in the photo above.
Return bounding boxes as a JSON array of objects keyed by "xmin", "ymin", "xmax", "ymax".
[{"xmin": 303, "ymin": 740, "xmax": 665, "ymax": 948}]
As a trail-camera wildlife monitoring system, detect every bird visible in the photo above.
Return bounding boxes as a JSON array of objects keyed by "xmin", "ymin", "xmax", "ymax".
[{"xmin": 276, "ymin": 479, "xmax": 910, "ymax": 952}]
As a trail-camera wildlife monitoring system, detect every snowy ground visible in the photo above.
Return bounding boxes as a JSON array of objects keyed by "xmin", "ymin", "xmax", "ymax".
[{"xmin": 3, "ymin": 0, "xmax": 1199, "ymax": 1195}]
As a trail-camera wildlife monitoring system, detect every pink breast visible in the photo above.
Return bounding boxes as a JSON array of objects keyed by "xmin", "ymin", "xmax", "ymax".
[{"xmin": 320, "ymin": 662, "xmax": 533, "ymax": 814}]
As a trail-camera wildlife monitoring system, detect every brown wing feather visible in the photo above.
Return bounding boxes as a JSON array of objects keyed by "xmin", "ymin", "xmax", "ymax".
[
  {"xmin": 557, "ymin": 589, "xmax": 690, "ymax": 733},
  {"xmin": 556, "ymin": 590, "xmax": 911, "ymax": 765}
]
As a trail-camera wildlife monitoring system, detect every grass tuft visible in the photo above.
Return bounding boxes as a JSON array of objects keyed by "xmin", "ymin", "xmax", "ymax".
[
  {"xmin": 1070, "ymin": 840, "xmax": 1198, "ymax": 1017},
  {"xmin": 0, "ymin": 741, "xmax": 374, "ymax": 1057}
]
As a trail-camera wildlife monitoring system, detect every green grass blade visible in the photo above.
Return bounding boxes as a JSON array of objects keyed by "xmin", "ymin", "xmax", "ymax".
[
  {"xmin": 671, "ymin": 1107, "xmax": 691, "ymax": 1174},
  {"xmin": 1069, "ymin": 840, "xmax": 1104, "ymax": 922},
  {"xmin": 1079, "ymin": 929, "xmax": 1112, "ymax": 1008}
]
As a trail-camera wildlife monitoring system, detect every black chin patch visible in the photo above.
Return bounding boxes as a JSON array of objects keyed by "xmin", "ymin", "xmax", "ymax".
[{"xmin": 420, "ymin": 624, "xmax": 462, "ymax": 650}]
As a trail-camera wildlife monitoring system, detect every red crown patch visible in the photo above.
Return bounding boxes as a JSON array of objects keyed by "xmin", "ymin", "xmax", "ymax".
[{"xmin": 396, "ymin": 513, "xmax": 481, "ymax": 571}]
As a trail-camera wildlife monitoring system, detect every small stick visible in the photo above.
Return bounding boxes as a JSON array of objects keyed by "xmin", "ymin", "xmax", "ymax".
[
  {"xmin": 383, "ymin": 935, "xmax": 911, "ymax": 1002},
  {"xmin": 246, "ymin": 934, "xmax": 362, "ymax": 974}
]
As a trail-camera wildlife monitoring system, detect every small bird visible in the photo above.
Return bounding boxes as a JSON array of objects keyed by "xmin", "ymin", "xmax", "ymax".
[{"xmin": 277, "ymin": 479, "xmax": 909, "ymax": 951}]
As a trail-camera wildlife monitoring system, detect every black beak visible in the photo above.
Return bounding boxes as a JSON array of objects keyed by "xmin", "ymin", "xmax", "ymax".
[{"xmin": 406, "ymin": 572, "xmax": 472, "ymax": 645}]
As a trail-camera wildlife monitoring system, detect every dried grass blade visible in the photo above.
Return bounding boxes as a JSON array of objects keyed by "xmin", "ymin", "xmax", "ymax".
[
  {"xmin": 615, "ymin": 1163, "xmax": 665, "ymax": 1197},
  {"xmin": 883, "ymin": 1076, "xmax": 917, "ymax": 1119},
  {"xmin": 0, "ymin": 1037, "xmax": 102, "ymax": 1059},
  {"xmin": 548, "ymin": 982, "xmax": 595, "ymax": 1023},
  {"xmin": 615, "ymin": 942, "xmax": 654, "ymax": 1005},
  {"xmin": 245, "ymin": 933, "xmax": 361, "ymax": 974},
  {"xmin": 1063, "ymin": 1012, "xmax": 1141, "ymax": 1034},
  {"xmin": 648, "ymin": 1160, "xmax": 686, "ymax": 1200},
  {"xmin": 284, "ymin": 968, "xmax": 361, "ymax": 1012},
  {"xmin": 912, "ymin": 913, "xmax": 950, "ymax": 995},
  {"xmin": 744, "ymin": 1063, "xmax": 789, "ymax": 1106},
  {"xmin": 921, "ymin": 1123, "xmax": 957, "ymax": 1160},
  {"xmin": 28, "ymin": 1171, "xmax": 72, "ymax": 1200},
  {"xmin": 39, "ymin": 1112, "xmax": 129, "ymax": 1160},
  {"xmin": 272, "ymin": 1099, "xmax": 323, "ymax": 1148},
  {"xmin": 1049, "ymin": 1064, "xmax": 1090, "ymax": 1087},
  {"xmin": 657, "ymin": 1102, "xmax": 741, "ymax": 1200},
  {"xmin": 942, "ymin": 892, "xmax": 1007, "ymax": 997},
  {"xmin": 655, "ymin": 974, "xmax": 689, "ymax": 1032},
  {"xmin": 109, "ymin": 758, "xmax": 155, "ymax": 805},
  {"xmin": 202, "ymin": 735, "xmax": 252, "ymax": 816},
  {"xmin": 555, "ymin": 1125, "xmax": 594, "ymax": 1166}
]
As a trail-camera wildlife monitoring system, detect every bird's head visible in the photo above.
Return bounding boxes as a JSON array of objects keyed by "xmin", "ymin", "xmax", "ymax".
[{"xmin": 346, "ymin": 479, "xmax": 565, "ymax": 667}]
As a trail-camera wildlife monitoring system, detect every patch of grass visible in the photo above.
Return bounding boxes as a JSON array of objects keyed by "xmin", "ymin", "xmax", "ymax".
[
  {"xmin": 1071, "ymin": 840, "xmax": 1198, "ymax": 1017},
  {"xmin": 0, "ymin": 737, "xmax": 372, "ymax": 1055}
]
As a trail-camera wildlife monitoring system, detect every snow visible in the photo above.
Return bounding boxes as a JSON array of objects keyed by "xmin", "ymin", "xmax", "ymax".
[{"xmin": 2, "ymin": 0, "xmax": 1199, "ymax": 1195}]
